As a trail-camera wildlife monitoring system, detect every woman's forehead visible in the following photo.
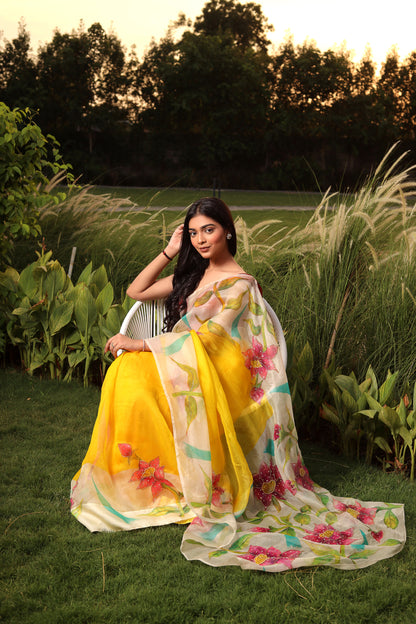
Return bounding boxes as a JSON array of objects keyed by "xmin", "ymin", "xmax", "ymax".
[{"xmin": 188, "ymin": 214, "xmax": 221, "ymax": 229}]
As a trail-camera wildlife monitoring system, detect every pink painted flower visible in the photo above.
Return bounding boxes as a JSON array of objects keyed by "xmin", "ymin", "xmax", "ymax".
[
  {"xmin": 211, "ymin": 473, "xmax": 225, "ymax": 507},
  {"xmin": 251, "ymin": 527, "xmax": 272, "ymax": 533},
  {"xmin": 250, "ymin": 386, "xmax": 264, "ymax": 404},
  {"xmin": 130, "ymin": 457, "xmax": 175, "ymax": 500},
  {"xmin": 371, "ymin": 530, "xmax": 383, "ymax": 542},
  {"xmin": 253, "ymin": 461, "xmax": 285, "ymax": 507},
  {"xmin": 304, "ymin": 523, "xmax": 355, "ymax": 545},
  {"xmin": 292, "ymin": 457, "xmax": 314, "ymax": 491},
  {"xmin": 191, "ymin": 517, "xmax": 204, "ymax": 527},
  {"xmin": 334, "ymin": 500, "xmax": 376, "ymax": 525},
  {"xmin": 284, "ymin": 479, "xmax": 297, "ymax": 495},
  {"xmin": 239, "ymin": 545, "xmax": 301, "ymax": 567},
  {"xmin": 243, "ymin": 337, "xmax": 277, "ymax": 380},
  {"xmin": 118, "ymin": 443, "xmax": 133, "ymax": 457},
  {"xmin": 273, "ymin": 424, "xmax": 281, "ymax": 440}
]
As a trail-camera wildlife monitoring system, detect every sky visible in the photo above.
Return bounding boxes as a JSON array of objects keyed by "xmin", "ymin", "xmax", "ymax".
[{"xmin": 1, "ymin": 0, "xmax": 415, "ymax": 67}]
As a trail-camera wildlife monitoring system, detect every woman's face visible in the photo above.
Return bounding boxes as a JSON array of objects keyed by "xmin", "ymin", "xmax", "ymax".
[{"xmin": 188, "ymin": 214, "xmax": 230, "ymax": 261}]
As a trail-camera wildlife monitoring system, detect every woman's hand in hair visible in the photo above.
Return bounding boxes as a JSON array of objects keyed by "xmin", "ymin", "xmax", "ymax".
[{"xmin": 165, "ymin": 224, "xmax": 184, "ymax": 259}]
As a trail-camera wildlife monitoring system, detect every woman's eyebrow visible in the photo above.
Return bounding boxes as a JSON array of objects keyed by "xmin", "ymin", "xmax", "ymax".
[{"xmin": 188, "ymin": 223, "xmax": 216, "ymax": 230}]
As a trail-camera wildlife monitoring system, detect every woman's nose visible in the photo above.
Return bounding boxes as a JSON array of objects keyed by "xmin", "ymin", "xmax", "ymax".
[{"xmin": 197, "ymin": 230, "xmax": 205, "ymax": 243}]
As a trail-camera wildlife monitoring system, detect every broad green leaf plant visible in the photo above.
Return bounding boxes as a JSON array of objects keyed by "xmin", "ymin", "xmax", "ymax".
[
  {"xmin": 3, "ymin": 252, "xmax": 128, "ymax": 385},
  {"xmin": 321, "ymin": 366, "xmax": 416, "ymax": 480}
]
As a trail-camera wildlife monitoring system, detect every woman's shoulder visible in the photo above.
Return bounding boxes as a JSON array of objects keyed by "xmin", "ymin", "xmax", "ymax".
[{"xmin": 193, "ymin": 272, "xmax": 256, "ymax": 293}]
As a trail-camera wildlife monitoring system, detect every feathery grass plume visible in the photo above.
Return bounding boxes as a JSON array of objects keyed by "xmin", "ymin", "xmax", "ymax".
[
  {"xmin": 33, "ymin": 181, "xmax": 181, "ymax": 296},
  {"xmin": 280, "ymin": 146, "xmax": 416, "ymax": 389},
  {"xmin": 235, "ymin": 215, "xmax": 301, "ymax": 284}
]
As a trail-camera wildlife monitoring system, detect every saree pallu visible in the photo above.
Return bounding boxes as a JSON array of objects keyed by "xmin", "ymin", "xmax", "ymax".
[{"xmin": 71, "ymin": 276, "xmax": 406, "ymax": 571}]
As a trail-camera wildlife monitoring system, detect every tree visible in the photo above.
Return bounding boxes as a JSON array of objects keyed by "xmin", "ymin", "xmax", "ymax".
[
  {"xmin": 35, "ymin": 22, "xmax": 135, "ymax": 179},
  {"xmin": 136, "ymin": 0, "xmax": 271, "ymax": 185},
  {"xmin": 376, "ymin": 48, "xmax": 402, "ymax": 148},
  {"xmin": 0, "ymin": 20, "xmax": 38, "ymax": 109},
  {"xmin": 0, "ymin": 103, "xmax": 73, "ymax": 267},
  {"xmin": 398, "ymin": 51, "xmax": 416, "ymax": 142},
  {"xmin": 267, "ymin": 39, "xmax": 356, "ymax": 187},
  {"xmin": 193, "ymin": 0, "xmax": 273, "ymax": 51}
]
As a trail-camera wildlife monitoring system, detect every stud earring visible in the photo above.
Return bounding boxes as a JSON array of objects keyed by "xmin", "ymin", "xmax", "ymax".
[{"xmin": 226, "ymin": 233, "xmax": 232, "ymax": 240}]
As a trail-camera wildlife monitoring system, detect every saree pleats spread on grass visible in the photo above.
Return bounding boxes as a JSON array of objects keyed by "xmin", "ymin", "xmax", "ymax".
[{"xmin": 71, "ymin": 276, "xmax": 406, "ymax": 571}]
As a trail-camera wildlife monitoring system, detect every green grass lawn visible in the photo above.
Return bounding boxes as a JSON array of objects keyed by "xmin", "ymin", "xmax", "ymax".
[
  {"xmin": 89, "ymin": 185, "xmax": 325, "ymax": 230},
  {"xmin": 120, "ymin": 207, "xmax": 314, "ymax": 232},
  {"xmin": 91, "ymin": 186, "xmax": 327, "ymax": 209},
  {"xmin": 1, "ymin": 369, "xmax": 415, "ymax": 624}
]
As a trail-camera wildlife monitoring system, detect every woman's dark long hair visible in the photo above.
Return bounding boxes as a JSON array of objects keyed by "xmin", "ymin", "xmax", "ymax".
[{"xmin": 164, "ymin": 197, "xmax": 237, "ymax": 331}]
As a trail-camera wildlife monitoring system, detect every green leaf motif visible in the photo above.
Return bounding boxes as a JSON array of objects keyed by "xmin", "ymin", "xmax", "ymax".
[
  {"xmin": 384, "ymin": 509, "xmax": 399, "ymax": 529},
  {"xmin": 217, "ymin": 277, "xmax": 242, "ymax": 291},
  {"xmin": 307, "ymin": 544, "xmax": 340, "ymax": 562},
  {"xmin": 382, "ymin": 538, "xmax": 402, "ymax": 546},
  {"xmin": 148, "ymin": 506, "xmax": 183, "ymax": 516},
  {"xmin": 248, "ymin": 295, "xmax": 263, "ymax": 316},
  {"xmin": 201, "ymin": 467, "xmax": 213, "ymax": 502},
  {"xmin": 311, "ymin": 554, "xmax": 337, "ymax": 565},
  {"xmin": 207, "ymin": 320, "xmax": 229, "ymax": 338},
  {"xmin": 225, "ymin": 291, "xmax": 244, "ymax": 311},
  {"xmin": 208, "ymin": 549, "xmax": 228, "ymax": 558},
  {"xmin": 247, "ymin": 318, "xmax": 262, "ymax": 335},
  {"xmin": 315, "ymin": 493, "xmax": 329, "ymax": 507},
  {"xmin": 228, "ymin": 534, "xmax": 253, "ymax": 551},
  {"xmin": 272, "ymin": 497, "xmax": 281, "ymax": 512},
  {"xmin": 294, "ymin": 512, "xmax": 311, "ymax": 525},
  {"xmin": 173, "ymin": 360, "xmax": 199, "ymax": 391},
  {"xmin": 185, "ymin": 395, "xmax": 198, "ymax": 428},
  {"xmin": 325, "ymin": 512, "xmax": 338, "ymax": 525},
  {"xmin": 349, "ymin": 550, "xmax": 376, "ymax": 560},
  {"xmin": 194, "ymin": 291, "xmax": 213, "ymax": 307}
]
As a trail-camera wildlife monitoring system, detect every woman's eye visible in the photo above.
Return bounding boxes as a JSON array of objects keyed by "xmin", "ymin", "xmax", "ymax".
[{"xmin": 205, "ymin": 228, "xmax": 213, "ymax": 234}]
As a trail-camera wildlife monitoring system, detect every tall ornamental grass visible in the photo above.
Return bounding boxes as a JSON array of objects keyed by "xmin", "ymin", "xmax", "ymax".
[
  {"xmin": 259, "ymin": 148, "xmax": 416, "ymax": 390},
  {"xmin": 14, "ymin": 180, "xmax": 183, "ymax": 297}
]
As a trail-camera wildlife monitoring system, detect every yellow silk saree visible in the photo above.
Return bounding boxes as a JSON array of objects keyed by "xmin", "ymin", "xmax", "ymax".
[{"xmin": 71, "ymin": 276, "xmax": 406, "ymax": 571}]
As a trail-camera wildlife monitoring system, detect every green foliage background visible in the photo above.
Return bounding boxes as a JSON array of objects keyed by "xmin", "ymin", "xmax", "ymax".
[
  {"xmin": 1, "ymin": 0, "xmax": 415, "ymax": 189},
  {"xmin": 0, "ymin": 103, "xmax": 72, "ymax": 266}
]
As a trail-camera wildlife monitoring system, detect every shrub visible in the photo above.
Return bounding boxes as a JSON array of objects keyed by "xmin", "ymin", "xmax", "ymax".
[
  {"xmin": 2, "ymin": 251, "xmax": 130, "ymax": 385},
  {"xmin": 0, "ymin": 103, "xmax": 73, "ymax": 267}
]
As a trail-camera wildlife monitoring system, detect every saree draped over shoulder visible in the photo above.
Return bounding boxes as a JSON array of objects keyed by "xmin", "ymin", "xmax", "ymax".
[{"xmin": 71, "ymin": 276, "xmax": 406, "ymax": 571}]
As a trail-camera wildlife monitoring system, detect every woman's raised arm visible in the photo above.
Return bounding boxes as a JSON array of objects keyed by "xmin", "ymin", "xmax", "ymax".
[{"xmin": 126, "ymin": 225, "xmax": 183, "ymax": 301}]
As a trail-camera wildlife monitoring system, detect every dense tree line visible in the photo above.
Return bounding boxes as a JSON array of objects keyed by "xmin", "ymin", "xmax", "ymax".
[{"xmin": 1, "ymin": 0, "xmax": 415, "ymax": 189}]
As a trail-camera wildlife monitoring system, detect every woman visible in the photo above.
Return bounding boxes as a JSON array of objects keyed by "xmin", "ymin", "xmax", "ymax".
[{"xmin": 71, "ymin": 197, "xmax": 405, "ymax": 571}]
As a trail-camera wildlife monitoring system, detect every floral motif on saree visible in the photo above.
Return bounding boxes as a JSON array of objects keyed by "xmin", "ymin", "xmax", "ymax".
[{"xmin": 70, "ymin": 275, "xmax": 406, "ymax": 571}]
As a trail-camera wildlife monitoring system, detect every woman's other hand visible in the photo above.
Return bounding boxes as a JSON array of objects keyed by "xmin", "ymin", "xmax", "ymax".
[{"xmin": 105, "ymin": 334, "xmax": 144, "ymax": 357}]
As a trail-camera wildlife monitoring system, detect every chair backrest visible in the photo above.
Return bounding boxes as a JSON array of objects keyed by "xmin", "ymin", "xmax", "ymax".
[
  {"xmin": 119, "ymin": 299, "xmax": 166, "ymax": 340},
  {"xmin": 120, "ymin": 298, "xmax": 287, "ymax": 369}
]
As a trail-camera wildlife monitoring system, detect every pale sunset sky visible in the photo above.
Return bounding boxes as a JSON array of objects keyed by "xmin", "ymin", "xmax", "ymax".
[{"xmin": 1, "ymin": 0, "xmax": 415, "ymax": 67}]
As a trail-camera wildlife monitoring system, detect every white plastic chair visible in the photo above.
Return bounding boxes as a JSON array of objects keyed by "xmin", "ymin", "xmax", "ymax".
[{"xmin": 119, "ymin": 298, "xmax": 287, "ymax": 369}]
